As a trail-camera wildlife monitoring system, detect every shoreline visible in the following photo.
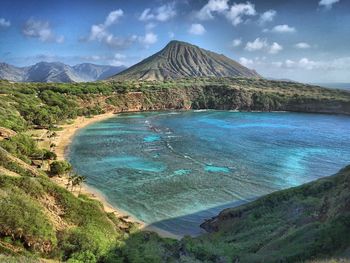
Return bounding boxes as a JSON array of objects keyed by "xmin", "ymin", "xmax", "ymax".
[
  {"xmin": 52, "ymin": 111, "xmax": 182, "ymax": 240},
  {"xmin": 54, "ymin": 112, "xmax": 116, "ymax": 161}
]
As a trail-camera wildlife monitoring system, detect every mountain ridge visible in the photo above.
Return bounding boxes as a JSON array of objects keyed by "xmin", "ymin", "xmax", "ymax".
[
  {"xmin": 0, "ymin": 62, "xmax": 126, "ymax": 83},
  {"xmin": 111, "ymin": 40, "xmax": 260, "ymax": 81}
]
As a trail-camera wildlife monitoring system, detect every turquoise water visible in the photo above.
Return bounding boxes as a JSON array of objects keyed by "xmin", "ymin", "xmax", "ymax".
[{"xmin": 68, "ymin": 111, "xmax": 350, "ymax": 236}]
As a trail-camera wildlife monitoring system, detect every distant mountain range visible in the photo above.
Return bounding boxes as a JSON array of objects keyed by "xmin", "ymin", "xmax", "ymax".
[
  {"xmin": 1, "ymin": 40, "xmax": 261, "ymax": 83},
  {"xmin": 0, "ymin": 62, "xmax": 126, "ymax": 83},
  {"xmin": 111, "ymin": 40, "xmax": 260, "ymax": 81}
]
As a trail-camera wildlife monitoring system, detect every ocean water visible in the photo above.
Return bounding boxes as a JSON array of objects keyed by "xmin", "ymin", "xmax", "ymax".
[
  {"xmin": 311, "ymin": 83, "xmax": 350, "ymax": 90},
  {"xmin": 68, "ymin": 111, "xmax": 350, "ymax": 236}
]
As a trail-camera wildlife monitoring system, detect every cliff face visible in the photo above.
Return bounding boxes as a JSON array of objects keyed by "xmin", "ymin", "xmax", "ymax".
[{"xmin": 93, "ymin": 85, "xmax": 350, "ymax": 115}]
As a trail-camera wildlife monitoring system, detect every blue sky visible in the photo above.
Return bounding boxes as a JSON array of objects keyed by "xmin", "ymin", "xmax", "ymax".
[{"xmin": 0, "ymin": 0, "xmax": 349, "ymax": 82}]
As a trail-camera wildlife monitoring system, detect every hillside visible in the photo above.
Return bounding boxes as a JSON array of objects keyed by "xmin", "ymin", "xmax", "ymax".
[
  {"xmin": 0, "ymin": 145, "xmax": 136, "ymax": 261},
  {"xmin": 0, "ymin": 78, "xmax": 350, "ymax": 135},
  {"xmin": 0, "ymin": 62, "xmax": 125, "ymax": 83},
  {"xmin": 196, "ymin": 165, "xmax": 350, "ymax": 262},
  {"xmin": 111, "ymin": 40, "xmax": 260, "ymax": 81}
]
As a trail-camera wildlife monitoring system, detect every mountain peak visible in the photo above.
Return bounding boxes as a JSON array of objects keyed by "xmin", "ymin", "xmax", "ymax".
[
  {"xmin": 111, "ymin": 41, "xmax": 260, "ymax": 81},
  {"xmin": 166, "ymin": 40, "xmax": 194, "ymax": 47}
]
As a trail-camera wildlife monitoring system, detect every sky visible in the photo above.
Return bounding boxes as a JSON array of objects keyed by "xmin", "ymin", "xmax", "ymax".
[{"xmin": 0, "ymin": 0, "xmax": 349, "ymax": 83}]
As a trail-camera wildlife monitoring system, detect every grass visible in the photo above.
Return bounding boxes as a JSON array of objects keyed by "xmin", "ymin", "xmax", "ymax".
[{"xmin": 0, "ymin": 172, "xmax": 124, "ymax": 261}]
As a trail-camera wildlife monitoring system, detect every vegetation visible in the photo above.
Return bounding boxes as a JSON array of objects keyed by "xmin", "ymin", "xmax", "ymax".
[
  {"xmin": 0, "ymin": 78, "xmax": 349, "ymax": 262},
  {"xmin": 49, "ymin": 160, "xmax": 72, "ymax": 177},
  {"xmin": 0, "ymin": 77, "xmax": 349, "ymax": 133},
  {"xmin": 0, "ymin": 134, "xmax": 41, "ymax": 163}
]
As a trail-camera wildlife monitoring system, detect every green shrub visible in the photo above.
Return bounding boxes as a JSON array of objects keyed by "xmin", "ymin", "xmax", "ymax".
[
  {"xmin": 0, "ymin": 134, "xmax": 40, "ymax": 163},
  {"xmin": 49, "ymin": 160, "xmax": 72, "ymax": 176},
  {"xmin": 0, "ymin": 184, "xmax": 57, "ymax": 253}
]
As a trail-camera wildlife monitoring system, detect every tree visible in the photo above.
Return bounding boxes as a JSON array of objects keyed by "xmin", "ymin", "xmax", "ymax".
[
  {"xmin": 43, "ymin": 150, "xmax": 57, "ymax": 162},
  {"xmin": 50, "ymin": 160, "xmax": 72, "ymax": 177},
  {"xmin": 69, "ymin": 174, "xmax": 86, "ymax": 194},
  {"xmin": 77, "ymin": 175, "xmax": 87, "ymax": 194}
]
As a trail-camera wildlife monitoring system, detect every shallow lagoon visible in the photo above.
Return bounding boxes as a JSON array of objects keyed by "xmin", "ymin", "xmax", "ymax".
[{"xmin": 69, "ymin": 111, "xmax": 350, "ymax": 236}]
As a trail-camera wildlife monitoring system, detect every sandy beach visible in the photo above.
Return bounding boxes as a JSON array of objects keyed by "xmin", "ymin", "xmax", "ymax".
[
  {"xmin": 52, "ymin": 112, "xmax": 181, "ymax": 240},
  {"xmin": 54, "ymin": 112, "xmax": 116, "ymax": 161}
]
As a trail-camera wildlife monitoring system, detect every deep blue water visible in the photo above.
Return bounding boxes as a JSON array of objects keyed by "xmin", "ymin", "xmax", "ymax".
[{"xmin": 68, "ymin": 111, "xmax": 350, "ymax": 236}]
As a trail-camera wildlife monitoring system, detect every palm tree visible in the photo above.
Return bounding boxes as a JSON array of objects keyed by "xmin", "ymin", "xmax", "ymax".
[
  {"xmin": 66, "ymin": 173, "xmax": 86, "ymax": 194},
  {"xmin": 77, "ymin": 175, "xmax": 87, "ymax": 195},
  {"xmin": 66, "ymin": 174, "xmax": 73, "ymax": 189},
  {"xmin": 70, "ymin": 174, "xmax": 79, "ymax": 192}
]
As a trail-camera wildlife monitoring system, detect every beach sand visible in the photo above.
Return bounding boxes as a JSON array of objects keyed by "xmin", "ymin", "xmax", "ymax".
[{"xmin": 52, "ymin": 112, "xmax": 181, "ymax": 240}]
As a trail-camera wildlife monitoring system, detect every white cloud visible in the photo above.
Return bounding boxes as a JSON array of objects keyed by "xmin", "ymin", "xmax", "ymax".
[
  {"xmin": 107, "ymin": 53, "xmax": 127, "ymax": 66},
  {"xmin": 272, "ymin": 24, "xmax": 296, "ymax": 33},
  {"xmin": 89, "ymin": 24, "xmax": 107, "ymax": 41},
  {"xmin": 104, "ymin": 9, "xmax": 124, "ymax": 26},
  {"xmin": 245, "ymin": 38, "xmax": 268, "ymax": 51},
  {"xmin": 88, "ymin": 9, "xmax": 124, "ymax": 42},
  {"xmin": 114, "ymin": 53, "xmax": 126, "ymax": 59},
  {"xmin": 88, "ymin": 24, "xmax": 137, "ymax": 49},
  {"xmin": 138, "ymin": 32, "xmax": 158, "ymax": 46},
  {"xmin": 269, "ymin": 42, "xmax": 283, "ymax": 54},
  {"xmin": 81, "ymin": 53, "xmax": 130, "ymax": 67},
  {"xmin": 239, "ymin": 57, "xmax": 254, "ymax": 67},
  {"xmin": 0, "ymin": 18, "xmax": 11, "ymax": 28},
  {"xmin": 145, "ymin": 22, "xmax": 156, "ymax": 31},
  {"xmin": 319, "ymin": 0, "xmax": 340, "ymax": 9},
  {"xmin": 272, "ymin": 61, "xmax": 283, "ymax": 67},
  {"xmin": 196, "ymin": 0, "xmax": 229, "ymax": 20},
  {"xmin": 139, "ymin": 9, "xmax": 153, "ymax": 21},
  {"xmin": 188, "ymin": 23, "xmax": 206, "ymax": 35},
  {"xmin": 87, "ymin": 9, "xmax": 141, "ymax": 49},
  {"xmin": 139, "ymin": 3, "xmax": 176, "ymax": 22},
  {"xmin": 278, "ymin": 58, "xmax": 319, "ymax": 70},
  {"xmin": 156, "ymin": 3, "xmax": 177, "ymax": 21},
  {"xmin": 195, "ymin": 0, "xmax": 255, "ymax": 26},
  {"xmin": 105, "ymin": 35, "xmax": 138, "ymax": 49},
  {"xmin": 285, "ymin": 59, "xmax": 295, "ymax": 67},
  {"xmin": 22, "ymin": 18, "xmax": 64, "ymax": 43},
  {"xmin": 225, "ymin": 1, "xmax": 256, "ymax": 26},
  {"xmin": 295, "ymin": 42, "xmax": 311, "ymax": 49},
  {"xmin": 231, "ymin": 38, "xmax": 242, "ymax": 47},
  {"xmin": 235, "ymin": 56, "xmax": 350, "ymax": 82},
  {"xmin": 87, "ymin": 9, "xmax": 159, "ymax": 49},
  {"xmin": 56, "ymin": 35, "xmax": 65, "ymax": 44},
  {"xmin": 273, "ymin": 58, "xmax": 318, "ymax": 70},
  {"xmin": 298, "ymin": 58, "xmax": 318, "ymax": 70},
  {"xmin": 245, "ymin": 38, "xmax": 282, "ymax": 54},
  {"xmin": 259, "ymin": 10, "xmax": 276, "ymax": 24}
]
